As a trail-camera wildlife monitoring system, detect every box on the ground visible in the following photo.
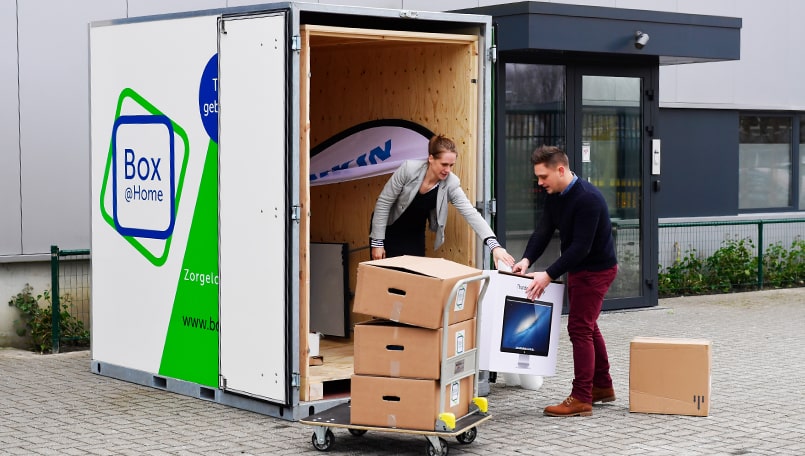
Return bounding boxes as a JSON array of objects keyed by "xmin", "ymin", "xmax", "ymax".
[
  {"xmin": 629, "ymin": 337, "xmax": 711, "ymax": 416},
  {"xmin": 350, "ymin": 374, "xmax": 473, "ymax": 430},
  {"xmin": 478, "ymin": 271, "xmax": 564, "ymax": 376},
  {"xmin": 353, "ymin": 256, "xmax": 482, "ymax": 329},
  {"xmin": 354, "ymin": 318, "xmax": 476, "ymax": 379}
]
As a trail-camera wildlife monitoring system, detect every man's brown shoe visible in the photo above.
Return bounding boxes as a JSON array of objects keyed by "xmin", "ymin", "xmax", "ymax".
[
  {"xmin": 543, "ymin": 396, "xmax": 593, "ymax": 417},
  {"xmin": 592, "ymin": 386, "xmax": 616, "ymax": 404}
]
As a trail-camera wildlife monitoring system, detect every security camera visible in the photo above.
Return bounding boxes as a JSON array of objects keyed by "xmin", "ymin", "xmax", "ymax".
[{"xmin": 634, "ymin": 31, "xmax": 649, "ymax": 49}]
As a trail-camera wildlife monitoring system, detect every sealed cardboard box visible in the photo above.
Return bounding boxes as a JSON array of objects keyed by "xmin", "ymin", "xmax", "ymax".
[
  {"xmin": 353, "ymin": 256, "xmax": 482, "ymax": 329},
  {"xmin": 629, "ymin": 337, "xmax": 711, "ymax": 416},
  {"xmin": 478, "ymin": 271, "xmax": 564, "ymax": 377},
  {"xmin": 354, "ymin": 318, "xmax": 476, "ymax": 379},
  {"xmin": 350, "ymin": 374, "xmax": 473, "ymax": 430}
]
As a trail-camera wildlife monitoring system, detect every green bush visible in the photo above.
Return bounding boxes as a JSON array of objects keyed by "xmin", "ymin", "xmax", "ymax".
[
  {"xmin": 704, "ymin": 236, "xmax": 756, "ymax": 293},
  {"xmin": 764, "ymin": 237, "xmax": 805, "ymax": 288},
  {"xmin": 658, "ymin": 247, "xmax": 706, "ymax": 297},
  {"xmin": 659, "ymin": 236, "xmax": 805, "ymax": 298},
  {"xmin": 7, "ymin": 284, "xmax": 90, "ymax": 353}
]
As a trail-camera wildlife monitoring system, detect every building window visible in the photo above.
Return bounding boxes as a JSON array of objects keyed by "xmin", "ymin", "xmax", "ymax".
[
  {"xmin": 738, "ymin": 115, "xmax": 792, "ymax": 210},
  {"xmin": 801, "ymin": 118, "xmax": 805, "ymax": 210}
]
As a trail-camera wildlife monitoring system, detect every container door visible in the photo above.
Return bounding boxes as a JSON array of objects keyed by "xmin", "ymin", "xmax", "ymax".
[{"xmin": 218, "ymin": 13, "xmax": 289, "ymax": 403}]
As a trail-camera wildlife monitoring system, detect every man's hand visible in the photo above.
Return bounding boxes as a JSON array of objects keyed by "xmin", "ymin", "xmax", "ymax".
[
  {"xmin": 511, "ymin": 258, "xmax": 530, "ymax": 274},
  {"xmin": 525, "ymin": 271, "xmax": 552, "ymax": 300}
]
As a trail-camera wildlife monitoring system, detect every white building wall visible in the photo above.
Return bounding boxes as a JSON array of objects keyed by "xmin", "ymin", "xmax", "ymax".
[
  {"xmin": 16, "ymin": 0, "xmax": 126, "ymax": 256},
  {"xmin": 0, "ymin": 1, "xmax": 21, "ymax": 255},
  {"xmin": 127, "ymin": 0, "xmax": 226, "ymax": 17}
]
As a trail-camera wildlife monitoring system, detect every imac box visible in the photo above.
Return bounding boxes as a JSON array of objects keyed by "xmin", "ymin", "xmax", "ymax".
[{"xmin": 479, "ymin": 271, "xmax": 563, "ymax": 376}]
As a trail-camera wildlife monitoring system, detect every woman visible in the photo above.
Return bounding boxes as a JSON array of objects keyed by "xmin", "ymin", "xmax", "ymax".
[{"xmin": 370, "ymin": 134, "xmax": 515, "ymax": 269}]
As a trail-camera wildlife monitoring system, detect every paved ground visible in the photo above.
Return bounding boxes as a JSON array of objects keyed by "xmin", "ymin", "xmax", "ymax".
[{"xmin": 2, "ymin": 288, "xmax": 805, "ymax": 455}]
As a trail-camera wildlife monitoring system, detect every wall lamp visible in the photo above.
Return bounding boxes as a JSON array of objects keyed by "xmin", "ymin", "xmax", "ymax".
[{"xmin": 635, "ymin": 30, "xmax": 650, "ymax": 49}]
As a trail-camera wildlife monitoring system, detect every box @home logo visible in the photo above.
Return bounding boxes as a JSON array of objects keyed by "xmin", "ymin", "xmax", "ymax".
[{"xmin": 100, "ymin": 88, "xmax": 189, "ymax": 266}]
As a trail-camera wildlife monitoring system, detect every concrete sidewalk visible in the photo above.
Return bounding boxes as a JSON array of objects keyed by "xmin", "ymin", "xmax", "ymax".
[{"xmin": 2, "ymin": 288, "xmax": 804, "ymax": 455}]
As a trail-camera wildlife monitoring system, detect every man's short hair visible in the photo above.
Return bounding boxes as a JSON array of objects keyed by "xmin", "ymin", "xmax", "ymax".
[{"xmin": 531, "ymin": 145, "xmax": 569, "ymax": 168}]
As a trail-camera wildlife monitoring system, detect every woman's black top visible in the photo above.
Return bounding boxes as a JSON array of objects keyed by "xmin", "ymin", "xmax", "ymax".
[{"xmin": 383, "ymin": 185, "xmax": 438, "ymax": 257}]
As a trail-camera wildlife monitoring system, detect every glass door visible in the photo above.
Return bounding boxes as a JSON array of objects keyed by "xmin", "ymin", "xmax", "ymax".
[
  {"xmin": 500, "ymin": 63, "xmax": 566, "ymax": 271},
  {"xmin": 498, "ymin": 61, "xmax": 657, "ymax": 309},
  {"xmin": 575, "ymin": 70, "xmax": 654, "ymax": 307}
]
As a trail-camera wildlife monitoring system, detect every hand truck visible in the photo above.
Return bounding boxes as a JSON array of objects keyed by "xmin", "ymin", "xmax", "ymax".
[{"xmin": 300, "ymin": 274, "xmax": 492, "ymax": 455}]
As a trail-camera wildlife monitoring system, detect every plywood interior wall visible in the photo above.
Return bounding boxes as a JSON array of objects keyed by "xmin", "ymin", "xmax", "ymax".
[
  {"xmin": 298, "ymin": 26, "xmax": 313, "ymax": 400},
  {"xmin": 304, "ymin": 26, "xmax": 481, "ymax": 332}
]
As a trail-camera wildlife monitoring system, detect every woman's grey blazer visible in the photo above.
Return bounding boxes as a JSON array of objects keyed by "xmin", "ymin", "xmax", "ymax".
[{"xmin": 370, "ymin": 159, "xmax": 495, "ymax": 251}]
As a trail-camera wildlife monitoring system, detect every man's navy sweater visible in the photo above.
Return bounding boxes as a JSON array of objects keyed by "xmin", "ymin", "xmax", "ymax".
[{"xmin": 522, "ymin": 178, "xmax": 618, "ymax": 279}]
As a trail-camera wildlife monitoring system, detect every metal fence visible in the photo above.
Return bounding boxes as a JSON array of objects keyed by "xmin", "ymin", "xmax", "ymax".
[
  {"xmin": 51, "ymin": 245, "xmax": 91, "ymax": 353},
  {"xmin": 44, "ymin": 219, "xmax": 804, "ymax": 350},
  {"xmin": 658, "ymin": 219, "xmax": 805, "ymax": 296}
]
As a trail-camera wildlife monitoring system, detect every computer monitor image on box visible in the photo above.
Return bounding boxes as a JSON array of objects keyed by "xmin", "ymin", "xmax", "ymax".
[{"xmin": 499, "ymin": 296, "xmax": 553, "ymax": 369}]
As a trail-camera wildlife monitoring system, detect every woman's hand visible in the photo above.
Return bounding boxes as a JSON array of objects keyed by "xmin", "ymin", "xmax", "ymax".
[
  {"xmin": 492, "ymin": 247, "xmax": 515, "ymax": 269},
  {"xmin": 371, "ymin": 247, "xmax": 386, "ymax": 260}
]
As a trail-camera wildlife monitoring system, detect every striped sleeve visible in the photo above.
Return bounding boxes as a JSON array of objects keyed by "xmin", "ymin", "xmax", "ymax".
[{"xmin": 484, "ymin": 237, "xmax": 501, "ymax": 251}]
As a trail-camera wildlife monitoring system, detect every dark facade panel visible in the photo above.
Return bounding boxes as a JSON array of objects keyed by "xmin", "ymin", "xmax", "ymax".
[
  {"xmin": 657, "ymin": 108, "xmax": 739, "ymax": 218},
  {"xmin": 459, "ymin": 1, "xmax": 741, "ymax": 64}
]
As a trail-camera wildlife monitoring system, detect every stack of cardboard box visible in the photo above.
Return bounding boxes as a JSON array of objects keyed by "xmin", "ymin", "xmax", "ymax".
[{"xmin": 350, "ymin": 256, "xmax": 483, "ymax": 431}]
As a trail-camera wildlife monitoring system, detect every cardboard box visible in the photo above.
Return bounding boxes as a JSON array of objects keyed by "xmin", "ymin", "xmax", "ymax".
[
  {"xmin": 354, "ymin": 318, "xmax": 476, "ymax": 379},
  {"xmin": 629, "ymin": 337, "xmax": 711, "ymax": 416},
  {"xmin": 350, "ymin": 374, "xmax": 474, "ymax": 431},
  {"xmin": 353, "ymin": 256, "xmax": 482, "ymax": 329},
  {"xmin": 478, "ymin": 271, "xmax": 564, "ymax": 376}
]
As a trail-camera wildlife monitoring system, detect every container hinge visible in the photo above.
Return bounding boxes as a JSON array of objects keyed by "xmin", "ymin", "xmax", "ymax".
[
  {"xmin": 291, "ymin": 205, "xmax": 301, "ymax": 223},
  {"xmin": 291, "ymin": 35, "xmax": 301, "ymax": 51},
  {"xmin": 399, "ymin": 10, "xmax": 419, "ymax": 19},
  {"xmin": 291, "ymin": 372, "xmax": 301, "ymax": 387},
  {"xmin": 476, "ymin": 199, "xmax": 496, "ymax": 216},
  {"xmin": 488, "ymin": 45, "xmax": 497, "ymax": 63},
  {"xmin": 219, "ymin": 375, "xmax": 227, "ymax": 389}
]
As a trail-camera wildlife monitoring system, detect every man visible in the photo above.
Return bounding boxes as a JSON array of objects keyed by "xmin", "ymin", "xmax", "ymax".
[{"xmin": 511, "ymin": 145, "xmax": 618, "ymax": 417}]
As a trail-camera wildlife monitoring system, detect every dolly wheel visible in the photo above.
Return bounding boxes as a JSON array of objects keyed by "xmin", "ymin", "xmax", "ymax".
[
  {"xmin": 456, "ymin": 427, "xmax": 477, "ymax": 444},
  {"xmin": 426, "ymin": 437, "xmax": 449, "ymax": 456},
  {"xmin": 348, "ymin": 428, "xmax": 368, "ymax": 437},
  {"xmin": 311, "ymin": 429, "xmax": 335, "ymax": 451}
]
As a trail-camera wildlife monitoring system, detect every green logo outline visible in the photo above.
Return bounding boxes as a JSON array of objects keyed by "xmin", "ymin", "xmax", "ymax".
[{"xmin": 99, "ymin": 88, "xmax": 190, "ymax": 266}]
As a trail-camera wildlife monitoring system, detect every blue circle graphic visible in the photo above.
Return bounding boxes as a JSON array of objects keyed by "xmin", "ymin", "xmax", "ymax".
[{"xmin": 199, "ymin": 54, "xmax": 218, "ymax": 142}]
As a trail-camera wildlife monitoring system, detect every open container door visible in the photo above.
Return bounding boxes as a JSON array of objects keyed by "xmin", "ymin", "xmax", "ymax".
[{"xmin": 218, "ymin": 11, "xmax": 290, "ymax": 404}]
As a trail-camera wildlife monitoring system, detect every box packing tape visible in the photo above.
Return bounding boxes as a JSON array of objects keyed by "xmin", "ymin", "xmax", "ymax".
[{"xmin": 390, "ymin": 301, "xmax": 403, "ymax": 322}]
